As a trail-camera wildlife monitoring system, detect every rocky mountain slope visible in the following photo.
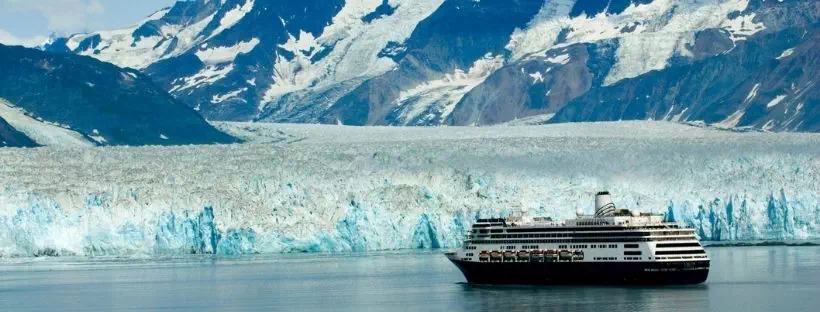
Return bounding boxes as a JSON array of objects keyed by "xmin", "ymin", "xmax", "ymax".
[
  {"xmin": 0, "ymin": 117, "xmax": 38, "ymax": 148},
  {"xmin": 550, "ymin": 25, "xmax": 819, "ymax": 132},
  {"xmin": 0, "ymin": 44, "xmax": 236, "ymax": 147},
  {"xmin": 45, "ymin": 0, "xmax": 819, "ymax": 131}
]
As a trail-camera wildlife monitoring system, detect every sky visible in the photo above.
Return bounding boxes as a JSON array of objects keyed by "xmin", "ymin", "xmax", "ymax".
[{"xmin": 0, "ymin": 0, "xmax": 175, "ymax": 47}]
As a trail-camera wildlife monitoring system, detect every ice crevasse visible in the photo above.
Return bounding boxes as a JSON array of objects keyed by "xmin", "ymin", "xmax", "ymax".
[{"xmin": 1, "ymin": 124, "xmax": 818, "ymax": 257}]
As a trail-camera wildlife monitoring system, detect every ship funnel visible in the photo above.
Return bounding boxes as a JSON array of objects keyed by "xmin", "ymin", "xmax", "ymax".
[{"xmin": 594, "ymin": 191, "xmax": 616, "ymax": 217}]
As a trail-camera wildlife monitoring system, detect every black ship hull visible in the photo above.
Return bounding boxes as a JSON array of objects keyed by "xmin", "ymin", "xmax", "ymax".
[{"xmin": 449, "ymin": 259, "xmax": 709, "ymax": 285}]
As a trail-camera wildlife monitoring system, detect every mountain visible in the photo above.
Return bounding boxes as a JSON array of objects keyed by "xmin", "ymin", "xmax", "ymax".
[
  {"xmin": 549, "ymin": 25, "xmax": 820, "ymax": 132},
  {"xmin": 45, "ymin": 0, "xmax": 819, "ymax": 131},
  {"xmin": 0, "ymin": 44, "xmax": 236, "ymax": 147}
]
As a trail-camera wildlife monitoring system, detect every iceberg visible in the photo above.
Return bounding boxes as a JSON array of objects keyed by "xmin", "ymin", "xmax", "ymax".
[{"xmin": 1, "ymin": 122, "xmax": 818, "ymax": 258}]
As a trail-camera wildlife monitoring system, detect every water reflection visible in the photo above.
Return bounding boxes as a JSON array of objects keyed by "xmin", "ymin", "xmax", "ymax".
[{"xmin": 454, "ymin": 283, "xmax": 710, "ymax": 312}]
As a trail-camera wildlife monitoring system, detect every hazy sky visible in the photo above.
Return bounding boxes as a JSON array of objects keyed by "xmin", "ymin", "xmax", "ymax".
[{"xmin": 0, "ymin": 0, "xmax": 175, "ymax": 46}]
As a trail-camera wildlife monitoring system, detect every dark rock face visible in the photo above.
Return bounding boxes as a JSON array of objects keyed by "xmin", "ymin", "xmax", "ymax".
[
  {"xmin": 0, "ymin": 44, "xmax": 236, "ymax": 146},
  {"xmin": 45, "ymin": 0, "xmax": 820, "ymax": 132},
  {"xmin": 0, "ymin": 117, "xmax": 37, "ymax": 148},
  {"xmin": 447, "ymin": 43, "xmax": 614, "ymax": 126}
]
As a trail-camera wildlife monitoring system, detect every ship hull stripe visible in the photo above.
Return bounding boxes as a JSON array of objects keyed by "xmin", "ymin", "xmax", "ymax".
[{"xmin": 449, "ymin": 259, "xmax": 710, "ymax": 285}]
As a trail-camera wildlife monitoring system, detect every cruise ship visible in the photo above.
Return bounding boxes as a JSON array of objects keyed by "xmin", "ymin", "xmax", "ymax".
[{"xmin": 445, "ymin": 192, "xmax": 710, "ymax": 285}]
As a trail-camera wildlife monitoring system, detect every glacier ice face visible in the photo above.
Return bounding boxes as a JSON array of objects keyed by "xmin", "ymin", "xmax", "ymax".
[{"xmin": 0, "ymin": 122, "xmax": 818, "ymax": 258}]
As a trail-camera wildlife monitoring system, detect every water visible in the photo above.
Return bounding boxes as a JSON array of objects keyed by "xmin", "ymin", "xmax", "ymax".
[{"xmin": 1, "ymin": 246, "xmax": 819, "ymax": 311}]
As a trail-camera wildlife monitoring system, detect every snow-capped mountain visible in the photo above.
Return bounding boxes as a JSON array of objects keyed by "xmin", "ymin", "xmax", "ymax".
[
  {"xmin": 0, "ymin": 44, "xmax": 236, "ymax": 147},
  {"xmin": 46, "ymin": 0, "xmax": 819, "ymax": 131}
]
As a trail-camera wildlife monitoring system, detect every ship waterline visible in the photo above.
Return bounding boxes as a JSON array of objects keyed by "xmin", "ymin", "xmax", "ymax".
[{"xmin": 446, "ymin": 192, "xmax": 710, "ymax": 285}]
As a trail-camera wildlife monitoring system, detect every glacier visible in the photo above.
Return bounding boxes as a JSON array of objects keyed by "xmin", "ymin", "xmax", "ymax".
[{"xmin": 0, "ymin": 122, "xmax": 818, "ymax": 258}]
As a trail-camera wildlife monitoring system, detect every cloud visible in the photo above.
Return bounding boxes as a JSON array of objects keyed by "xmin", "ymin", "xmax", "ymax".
[
  {"xmin": 0, "ymin": 0, "xmax": 106, "ymax": 34},
  {"xmin": 0, "ymin": 29, "xmax": 48, "ymax": 47}
]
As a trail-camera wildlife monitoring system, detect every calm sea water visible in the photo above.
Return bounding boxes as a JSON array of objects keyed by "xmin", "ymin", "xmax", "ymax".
[{"xmin": 1, "ymin": 246, "xmax": 819, "ymax": 311}]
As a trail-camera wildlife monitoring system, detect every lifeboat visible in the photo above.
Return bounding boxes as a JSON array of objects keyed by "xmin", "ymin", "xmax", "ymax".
[
  {"xmin": 503, "ymin": 250, "xmax": 516, "ymax": 262},
  {"xmin": 530, "ymin": 250, "xmax": 544, "ymax": 262},
  {"xmin": 479, "ymin": 251, "xmax": 490, "ymax": 262},
  {"xmin": 544, "ymin": 249, "xmax": 559, "ymax": 262},
  {"xmin": 490, "ymin": 250, "xmax": 503, "ymax": 262},
  {"xmin": 559, "ymin": 250, "xmax": 572, "ymax": 261},
  {"xmin": 572, "ymin": 250, "xmax": 585, "ymax": 261},
  {"xmin": 516, "ymin": 250, "xmax": 530, "ymax": 262}
]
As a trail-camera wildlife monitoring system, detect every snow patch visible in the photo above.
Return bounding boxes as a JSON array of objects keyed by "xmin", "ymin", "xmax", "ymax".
[
  {"xmin": 714, "ymin": 110, "xmax": 745, "ymax": 129},
  {"xmin": 208, "ymin": 0, "xmax": 255, "ymax": 40},
  {"xmin": 776, "ymin": 48, "xmax": 795, "ymax": 60},
  {"xmin": 761, "ymin": 120, "xmax": 776, "ymax": 131},
  {"xmin": 211, "ymin": 88, "xmax": 248, "ymax": 104},
  {"xmin": 529, "ymin": 72, "xmax": 544, "ymax": 84},
  {"xmin": 721, "ymin": 12, "xmax": 766, "ymax": 43},
  {"xmin": 745, "ymin": 83, "xmax": 761, "ymax": 104},
  {"xmin": 195, "ymin": 38, "xmax": 260, "ymax": 64},
  {"xmin": 671, "ymin": 107, "xmax": 689, "ymax": 122},
  {"xmin": 145, "ymin": 8, "xmax": 171, "ymax": 21},
  {"xmin": 89, "ymin": 129, "xmax": 107, "ymax": 144},
  {"xmin": 171, "ymin": 64, "xmax": 235, "ymax": 93},
  {"xmin": 766, "ymin": 95, "xmax": 787, "ymax": 108},
  {"xmin": 545, "ymin": 54, "xmax": 570, "ymax": 65}
]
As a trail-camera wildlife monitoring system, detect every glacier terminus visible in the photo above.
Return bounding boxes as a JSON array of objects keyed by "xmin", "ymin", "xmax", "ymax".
[{"xmin": 0, "ymin": 122, "xmax": 817, "ymax": 258}]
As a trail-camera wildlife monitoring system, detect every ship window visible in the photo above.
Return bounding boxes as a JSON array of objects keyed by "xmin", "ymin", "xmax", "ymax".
[
  {"xmin": 624, "ymin": 251, "xmax": 642, "ymax": 256},
  {"xmin": 655, "ymin": 242, "xmax": 701, "ymax": 248},
  {"xmin": 655, "ymin": 250, "xmax": 706, "ymax": 255},
  {"xmin": 624, "ymin": 244, "xmax": 639, "ymax": 248},
  {"xmin": 479, "ymin": 230, "xmax": 488, "ymax": 234}
]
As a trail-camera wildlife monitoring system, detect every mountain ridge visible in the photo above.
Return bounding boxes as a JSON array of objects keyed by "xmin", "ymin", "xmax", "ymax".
[
  {"xmin": 0, "ymin": 44, "xmax": 237, "ymax": 147},
  {"xmin": 43, "ymin": 0, "xmax": 819, "ymax": 132}
]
